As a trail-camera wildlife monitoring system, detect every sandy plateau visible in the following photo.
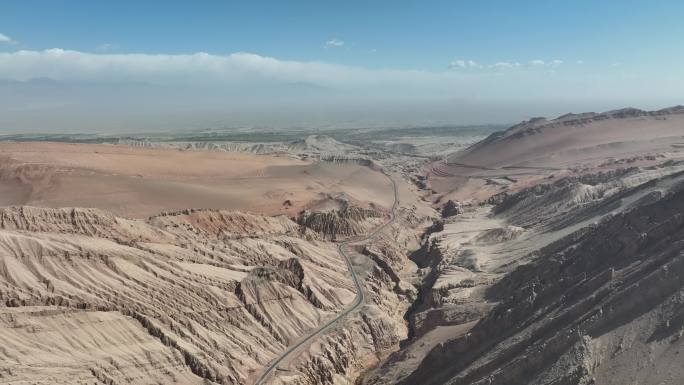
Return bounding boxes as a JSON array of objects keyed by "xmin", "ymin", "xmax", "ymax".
[
  {"xmin": 2, "ymin": 108, "xmax": 684, "ymax": 385},
  {"xmin": 0, "ymin": 142, "xmax": 393, "ymax": 217}
]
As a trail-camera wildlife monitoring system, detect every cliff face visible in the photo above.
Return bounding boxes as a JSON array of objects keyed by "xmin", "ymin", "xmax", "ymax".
[
  {"xmin": 296, "ymin": 205, "xmax": 385, "ymax": 240},
  {"xmin": 401, "ymin": 163, "xmax": 684, "ymax": 385}
]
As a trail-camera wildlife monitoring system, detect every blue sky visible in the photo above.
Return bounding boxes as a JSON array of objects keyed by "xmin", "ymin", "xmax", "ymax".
[
  {"xmin": 1, "ymin": 0, "xmax": 683, "ymax": 132},
  {"xmin": 3, "ymin": 0, "xmax": 683, "ymax": 69}
]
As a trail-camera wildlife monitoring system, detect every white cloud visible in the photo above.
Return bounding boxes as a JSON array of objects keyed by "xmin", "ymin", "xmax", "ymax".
[
  {"xmin": 449, "ymin": 60, "xmax": 466, "ymax": 69},
  {"xmin": 0, "ymin": 49, "xmax": 678, "ymax": 108},
  {"xmin": 448, "ymin": 59, "xmax": 481, "ymax": 69},
  {"xmin": 455, "ymin": 59, "xmax": 565, "ymax": 70},
  {"xmin": 490, "ymin": 61, "xmax": 520, "ymax": 70},
  {"xmin": 324, "ymin": 39, "xmax": 345, "ymax": 48},
  {"xmin": 527, "ymin": 59, "xmax": 564, "ymax": 68},
  {"xmin": 95, "ymin": 43, "xmax": 118, "ymax": 52},
  {"xmin": 0, "ymin": 50, "xmax": 583, "ymax": 93},
  {"xmin": 576, "ymin": 60, "xmax": 584, "ymax": 65},
  {"xmin": 0, "ymin": 33, "xmax": 15, "ymax": 44},
  {"xmin": 0, "ymin": 49, "xmax": 443, "ymax": 91}
]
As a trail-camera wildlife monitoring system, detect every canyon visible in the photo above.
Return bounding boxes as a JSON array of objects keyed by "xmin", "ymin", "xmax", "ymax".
[{"xmin": 1, "ymin": 108, "xmax": 684, "ymax": 385}]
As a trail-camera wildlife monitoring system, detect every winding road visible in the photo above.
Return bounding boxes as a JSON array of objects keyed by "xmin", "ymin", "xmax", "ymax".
[{"xmin": 254, "ymin": 169, "xmax": 399, "ymax": 385}]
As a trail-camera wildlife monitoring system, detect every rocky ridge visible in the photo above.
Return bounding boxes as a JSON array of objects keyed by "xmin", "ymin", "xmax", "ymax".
[
  {"xmin": 362, "ymin": 155, "xmax": 684, "ymax": 385},
  {"xmin": 473, "ymin": 106, "xmax": 684, "ymax": 148},
  {"xmin": 296, "ymin": 205, "xmax": 385, "ymax": 240},
  {"xmin": 402, "ymin": 162, "xmax": 684, "ymax": 384}
]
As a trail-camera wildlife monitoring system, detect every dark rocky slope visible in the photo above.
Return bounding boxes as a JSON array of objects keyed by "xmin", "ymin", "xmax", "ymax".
[{"xmin": 401, "ymin": 173, "xmax": 684, "ymax": 385}]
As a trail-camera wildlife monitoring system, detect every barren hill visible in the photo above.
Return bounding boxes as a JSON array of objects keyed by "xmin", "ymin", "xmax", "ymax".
[{"xmin": 429, "ymin": 106, "xmax": 684, "ymax": 202}]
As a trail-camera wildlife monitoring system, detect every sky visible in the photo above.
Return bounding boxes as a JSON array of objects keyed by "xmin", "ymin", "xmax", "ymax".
[{"xmin": 1, "ymin": 0, "xmax": 683, "ymax": 133}]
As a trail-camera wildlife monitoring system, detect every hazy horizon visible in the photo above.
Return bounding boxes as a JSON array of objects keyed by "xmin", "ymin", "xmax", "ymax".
[{"xmin": 1, "ymin": 1, "xmax": 683, "ymax": 133}]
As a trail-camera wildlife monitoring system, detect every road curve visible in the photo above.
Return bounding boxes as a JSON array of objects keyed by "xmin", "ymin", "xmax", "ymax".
[{"xmin": 254, "ymin": 169, "xmax": 399, "ymax": 385}]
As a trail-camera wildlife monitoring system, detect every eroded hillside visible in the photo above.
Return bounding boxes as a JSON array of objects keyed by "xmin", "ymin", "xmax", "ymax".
[{"xmin": 0, "ymin": 207, "xmax": 358, "ymax": 384}]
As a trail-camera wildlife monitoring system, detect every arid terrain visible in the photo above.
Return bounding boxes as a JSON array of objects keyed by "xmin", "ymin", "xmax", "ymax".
[
  {"xmin": 0, "ymin": 141, "xmax": 394, "ymax": 217},
  {"xmin": 2, "ymin": 108, "xmax": 684, "ymax": 385}
]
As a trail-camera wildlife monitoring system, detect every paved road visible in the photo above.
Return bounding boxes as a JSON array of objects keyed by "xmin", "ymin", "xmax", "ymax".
[{"xmin": 254, "ymin": 169, "xmax": 399, "ymax": 385}]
